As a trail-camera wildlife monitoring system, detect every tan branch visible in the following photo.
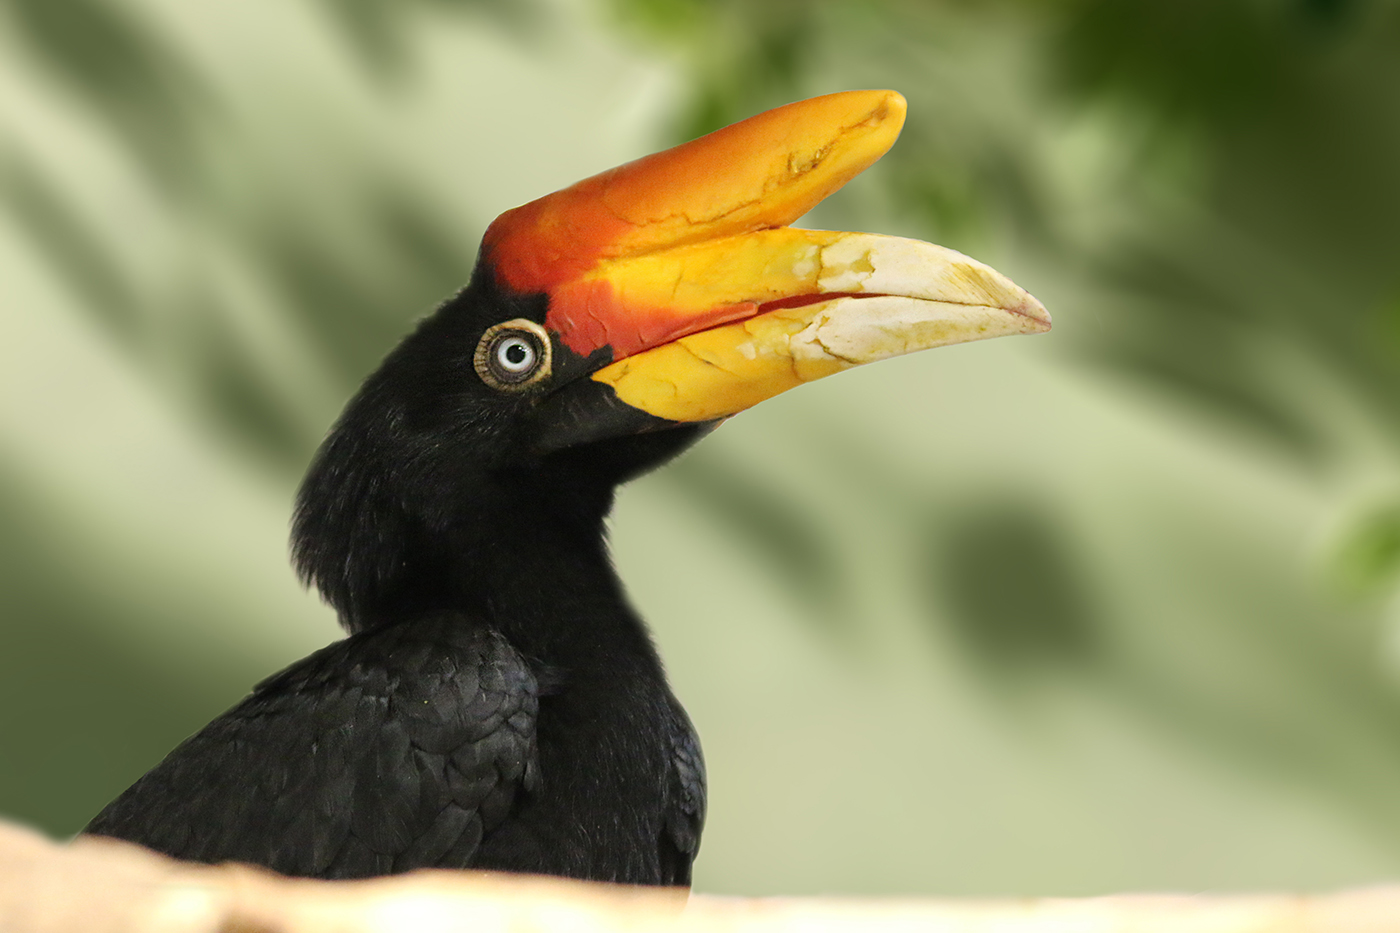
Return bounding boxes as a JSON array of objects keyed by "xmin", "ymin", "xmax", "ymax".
[{"xmin": 2, "ymin": 819, "xmax": 1395, "ymax": 933}]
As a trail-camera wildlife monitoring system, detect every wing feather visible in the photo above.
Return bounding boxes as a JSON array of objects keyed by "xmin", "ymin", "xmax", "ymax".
[{"xmin": 84, "ymin": 618, "xmax": 539, "ymax": 879}]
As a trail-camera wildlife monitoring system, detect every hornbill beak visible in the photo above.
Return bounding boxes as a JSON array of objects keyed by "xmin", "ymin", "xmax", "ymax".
[{"xmin": 478, "ymin": 90, "xmax": 1050, "ymax": 451}]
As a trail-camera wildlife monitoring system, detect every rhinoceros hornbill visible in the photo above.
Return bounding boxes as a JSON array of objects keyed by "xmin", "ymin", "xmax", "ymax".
[{"xmin": 83, "ymin": 90, "xmax": 1049, "ymax": 885}]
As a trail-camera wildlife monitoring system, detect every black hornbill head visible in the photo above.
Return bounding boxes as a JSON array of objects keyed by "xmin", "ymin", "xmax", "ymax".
[{"xmin": 292, "ymin": 90, "xmax": 1049, "ymax": 634}]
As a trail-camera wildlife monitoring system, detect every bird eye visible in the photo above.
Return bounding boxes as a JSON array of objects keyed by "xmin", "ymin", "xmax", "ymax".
[
  {"xmin": 496, "ymin": 336, "xmax": 535, "ymax": 373},
  {"xmin": 474, "ymin": 319, "xmax": 552, "ymax": 391}
]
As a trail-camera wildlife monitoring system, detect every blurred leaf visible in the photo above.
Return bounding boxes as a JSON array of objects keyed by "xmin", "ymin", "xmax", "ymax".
[
  {"xmin": 611, "ymin": 0, "xmax": 815, "ymax": 139},
  {"xmin": 1, "ymin": 0, "xmax": 214, "ymax": 189},
  {"xmin": 612, "ymin": 0, "xmax": 708, "ymax": 36},
  {"xmin": 1054, "ymin": 1, "xmax": 1400, "ymax": 453},
  {"xmin": 928, "ymin": 503, "xmax": 1101, "ymax": 677},
  {"xmin": 0, "ymin": 152, "xmax": 143, "ymax": 344},
  {"xmin": 318, "ymin": 0, "xmax": 546, "ymax": 78},
  {"xmin": 321, "ymin": 0, "xmax": 407, "ymax": 75},
  {"xmin": 1092, "ymin": 340, "xmax": 1325, "ymax": 465},
  {"xmin": 190, "ymin": 297, "xmax": 321, "ymax": 468},
  {"xmin": 1298, "ymin": 0, "xmax": 1363, "ymax": 26},
  {"xmin": 1330, "ymin": 503, "xmax": 1400, "ymax": 599},
  {"xmin": 1379, "ymin": 290, "xmax": 1400, "ymax": 359},
  {"xmin": 1054, "ymin": 0, "xmax": 1295, "ymax": 127},
  {"xmin": 260, "ymin": 230, "xmax": 419, "ymax": 387},
  {"xmin": 367, "ymin": 184, "xmax": 479, "ymax": 312}
]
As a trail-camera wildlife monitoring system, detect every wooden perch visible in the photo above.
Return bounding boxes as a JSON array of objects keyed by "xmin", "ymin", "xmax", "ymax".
[{"xmin": 2, "ymin": 818, "xmax": 1397, "ymax": 933}]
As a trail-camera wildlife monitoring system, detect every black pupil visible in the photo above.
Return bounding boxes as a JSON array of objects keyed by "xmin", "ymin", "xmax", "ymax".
[{"xmin": 504, "ymin": 342, "xmax": 529, "ymax": 366}]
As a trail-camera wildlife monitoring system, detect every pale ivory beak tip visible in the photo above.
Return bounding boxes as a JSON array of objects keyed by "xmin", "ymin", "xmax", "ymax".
[{"xmin": 1013, "ymin": 294, "xmax": 1052, "ymax": 333}]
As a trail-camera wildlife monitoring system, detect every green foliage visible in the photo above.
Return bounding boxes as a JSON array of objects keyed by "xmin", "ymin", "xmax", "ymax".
[
  {"xmin": 317, "ymin": 0, "xmax": 545, "ymax": 78},
  {"xmin": 1331, "ymin": 503, "xmax": 1400, "ymax": 599},
  {"xmin": 930, "ymin": 503, "xmax": 1102, "ymax": 675}
]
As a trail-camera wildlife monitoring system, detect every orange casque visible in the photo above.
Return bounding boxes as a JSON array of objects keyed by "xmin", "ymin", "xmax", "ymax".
[{"xmin": 481, "ymin": 90, "xmax": 908, "ymax": 362}]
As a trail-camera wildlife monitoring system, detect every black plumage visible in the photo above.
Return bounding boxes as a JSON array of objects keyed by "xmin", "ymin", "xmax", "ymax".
[{"xmin": 86, "ymin": 274, "xmax": 707, "ymax": 885}]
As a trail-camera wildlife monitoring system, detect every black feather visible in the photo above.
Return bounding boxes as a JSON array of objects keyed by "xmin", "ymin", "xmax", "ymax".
[{"xmin": 86, "ymin": 274, "xmax": 707, "ymax": 884}]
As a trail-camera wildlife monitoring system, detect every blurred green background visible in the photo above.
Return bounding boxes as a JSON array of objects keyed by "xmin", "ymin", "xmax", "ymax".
[{"xmin": 3, "ymin": 0, "xmax": 1400, "ymax": 897}]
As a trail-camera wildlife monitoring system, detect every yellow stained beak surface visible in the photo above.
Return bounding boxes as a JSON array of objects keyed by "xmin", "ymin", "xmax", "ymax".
[{"xmin": 590, "ymin": 236, "xmax": 1050, "ymax": 423}]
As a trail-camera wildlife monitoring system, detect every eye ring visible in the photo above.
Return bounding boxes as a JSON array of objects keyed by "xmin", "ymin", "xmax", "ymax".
[{"xmin": 474, "ymin": 319, "xmax": 552, "ymax": 392}]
